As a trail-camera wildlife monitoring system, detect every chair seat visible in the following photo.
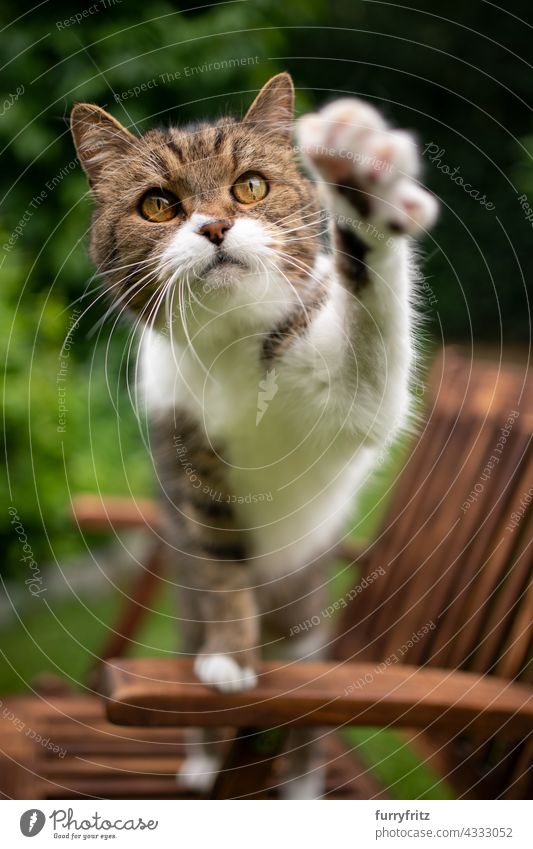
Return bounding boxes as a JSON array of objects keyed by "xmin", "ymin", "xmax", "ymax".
[{"xmin": 0, "ymin": 694, "xmax": 383, "ymax": 800}]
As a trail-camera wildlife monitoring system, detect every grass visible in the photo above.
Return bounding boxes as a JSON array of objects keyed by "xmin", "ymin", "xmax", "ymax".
[
  {"xmin": 0, "ymin": 585, "xmax": 178, "ymax": 694},
  {"xmin": 341, "ymin": 728, "xmax": 455, "ymax": 800},
  {"xmin": 0, "ymin": 592, "xmax": 121, "ymax": 693}
]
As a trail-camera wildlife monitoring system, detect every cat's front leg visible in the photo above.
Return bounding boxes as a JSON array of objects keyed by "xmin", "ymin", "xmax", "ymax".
[
  {"xmin": 152, "ymin": 413, "xmax": 259, "ymax": 694},
  {"xmin": 295, "ymin": 99, "xmax": 438, "ymax": 440},
  {"xmin": 178, "ymin": 558, "xmax": 259, "ymax": 693}
]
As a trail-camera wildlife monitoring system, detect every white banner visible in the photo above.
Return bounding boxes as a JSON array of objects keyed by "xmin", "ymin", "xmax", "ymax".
[{"xmin": 0, "ymin": 800, "xmax": 531, "ymax": 848}]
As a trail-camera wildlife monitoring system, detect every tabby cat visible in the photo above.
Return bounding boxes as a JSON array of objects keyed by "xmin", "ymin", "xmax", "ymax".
[{"xmin": 70, "ymin": 73, "xmax": 437, "ymax": 798}]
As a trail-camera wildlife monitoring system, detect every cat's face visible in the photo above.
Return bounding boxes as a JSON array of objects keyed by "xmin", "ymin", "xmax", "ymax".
[{"xmin": 71, "ymin": 74, "xmax": 321, "ymax": 337}]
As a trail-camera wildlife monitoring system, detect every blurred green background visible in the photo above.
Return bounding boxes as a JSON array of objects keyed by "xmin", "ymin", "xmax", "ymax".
[{"xmin": 0, "ymin": 0, "xmax": 531, "ymax": 798}]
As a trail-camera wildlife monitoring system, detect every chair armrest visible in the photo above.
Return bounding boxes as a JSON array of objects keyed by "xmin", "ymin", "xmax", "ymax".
[
  {"xmin": 71, "ymin": 500, "xmax": 369, "ymax": 559},
  {"xmin": 102, "ymin": 657, "xmax": 533, "ymax": 740},
  {"xmin": 71, "ymin": 494, "xmax": 160, "ymax": 531}
]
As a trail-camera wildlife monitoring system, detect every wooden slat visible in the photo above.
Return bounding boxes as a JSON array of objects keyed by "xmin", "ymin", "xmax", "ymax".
[
  {"xmin": 0, "ymin": 694, "xmax": 391, "ymax": 800},
  {"xmin": 38, "ymin": 776, "xmax": 188, "ymax": 800},
  {"xmin": 471, "ymin": 543, "xmax": 532, "ymax": 676},
  {"xmin": 376, "ymin": 415, "xmax": 491, "ymax": 662},
  {"xmin": 43, "ymin": 756, "xmax": 184, "ymax": 778},
  {"xmin": 71, "ymin": 494, "xmax": 160, "ymax": 530},
  {"xmin": 321, "ymin": 733, "xmax": 389, "ymax": 799},
  {"xmin": 421, "ymin": 432, "xmax": 531, "ymax": 668},
  {"xmin": 444, "ymin": 456, "xmax": 533, "ymax": 672},
  {"xmin": 335, "ymin": 411, "xmax": 461, "ymax": 663},
  {"xmin": 91, "ymin": 541, "xmax": 165, "ymax": 669},
  {"xmin": 210, "ymin": 727, "xmax": 287, "ymax": 799},
  {"xmin": 102, "ymin": 657, "xmax": 533, "ymax": 739},
  {"xmin": 373, "ymin": 353, "xmax": 522, "ymax": 661},
  {"xmin": 502, "ymin": 739, "xmax": 533, "ymax": 799},
  {"xmin": 399, "ymin": 729, "xmax": 487, "ymax": 799},
  {"xmin": 365, "ymin": 348, "xmax": 484, "ymax": 639},
  {"xmin": 495, "ymin": 576, "xmax": 533, "ymax": 681},
  {"xmin": 0, "ymin": 709, "xmax": 39, "ymax": 798}
]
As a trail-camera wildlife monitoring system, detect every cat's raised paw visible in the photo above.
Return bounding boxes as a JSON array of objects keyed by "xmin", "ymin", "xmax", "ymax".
[
  {"xmin": 194, "ymin": 653, "xmax": 258, "ymax": 693},
  {"xmin": 296, "ymin": 98, "xmax": 438, "ymax": 237}
]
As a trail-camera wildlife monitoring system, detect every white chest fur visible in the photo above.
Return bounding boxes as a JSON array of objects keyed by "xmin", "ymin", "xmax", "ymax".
[{"xmin": 140, "ymin": 315, "xmax": 376, "ymax": 571}]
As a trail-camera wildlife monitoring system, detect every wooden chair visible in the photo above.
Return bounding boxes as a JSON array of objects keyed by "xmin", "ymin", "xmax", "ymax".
[
  {"xmin": 330, "ymin": 346, "xmax": 533, "ymax": 799},
  {"xmin": 2, "ymin": 347, "xmax": 532, "ymax": 799}
]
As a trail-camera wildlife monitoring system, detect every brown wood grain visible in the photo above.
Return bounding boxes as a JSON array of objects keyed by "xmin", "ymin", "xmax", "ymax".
[
  {"xmin": 102, "ymin": 657, "xmax": 533, "ymax": 740},
  {"xmin": 71, "ymin": 493, "xmax": 160, "ymax": 530}
]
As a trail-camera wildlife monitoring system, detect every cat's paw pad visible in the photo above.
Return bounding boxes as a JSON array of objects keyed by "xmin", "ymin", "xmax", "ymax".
[
  {"xmin": 177, "ymin": 753, "xmax": 219, "ymax": 793},
  {"xmin": 296, "ymin": 97, "xmax": 437, "ymax": 236},
  {"xmin": 194, "ymin": 653, "xmax": 258, "ymax": 693}
]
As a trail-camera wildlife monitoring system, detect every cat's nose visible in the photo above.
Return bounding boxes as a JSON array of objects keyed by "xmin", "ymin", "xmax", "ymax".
[{"xmin": 198, "ymin": 219, "xmax": 233, "ymax": 246}]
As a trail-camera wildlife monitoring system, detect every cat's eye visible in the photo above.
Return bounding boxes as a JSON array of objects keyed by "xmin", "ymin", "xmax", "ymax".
[
  {"xmin": 139, "ymin": 189, "xmax": 180, "ymax": 222},
  {"xmin": 232, "ymin": 171, "xmax": 268, "ymax": 204}
]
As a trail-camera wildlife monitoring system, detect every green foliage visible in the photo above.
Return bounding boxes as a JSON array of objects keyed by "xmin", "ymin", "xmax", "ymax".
[{"xmin": 0, "ymin": 242, "xmax": 152, "ymax": 578}]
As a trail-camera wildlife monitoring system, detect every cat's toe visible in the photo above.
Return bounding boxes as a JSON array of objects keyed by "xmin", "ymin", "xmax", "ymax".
[
  {"xmin": 379, "ymin": 178, "xmax": 439, "ymax": 236},
  {"xmin": 356, "ymin": 129, "xmax": 420, "ymax": 185},
  {"xmin": 297, "ymin": 98, "xmax": 388, "ymax": 181},
  {"xmin": 317, "ymin": 97, "xmax": 388, "ymax": 147},
  {"xmin": 194, "ymin": 653, "xmax": 258, "ymax": 693}
]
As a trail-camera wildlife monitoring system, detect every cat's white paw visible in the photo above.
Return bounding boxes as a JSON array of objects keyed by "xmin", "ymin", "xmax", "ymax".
[
  {"xmin": 194, "ymin": 653, "xmax": 258, "ymax": 693},
  {"xmin": 296, "ymin": 98, "xmax": 437, "ymax": 237},
  {"xmin": 177, "ymin": 752, "xmax": 219, "ymax": 793}
]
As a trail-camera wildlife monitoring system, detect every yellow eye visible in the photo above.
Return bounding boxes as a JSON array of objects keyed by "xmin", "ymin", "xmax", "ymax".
[
  {"xmin": 139, "ymin": 190, "xmax": 180, "ymax": 222},
  {"xmin": 232, "ymin": 171, "xmax": 268, "ymax": 204}
]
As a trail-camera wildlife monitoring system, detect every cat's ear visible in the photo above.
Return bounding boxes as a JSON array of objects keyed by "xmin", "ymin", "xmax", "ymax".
[
  {"xmin": 243, "ymin": 73, "xmax": 294, "ymax": 144},
  {"xmin": 70, "ymin": 104, "xmax": 136, "ymax": 189}
]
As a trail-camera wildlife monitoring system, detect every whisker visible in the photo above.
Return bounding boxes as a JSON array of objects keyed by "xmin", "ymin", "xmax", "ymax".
[
  {"xmin": 102, "ymin": 272, "xmax": 164, "ymax": 414},
  {"xmin": 87, "ymin": 264, "xmax": 162, "ymax": 338},
  {"xmin": 177, "ymin": 276, "xmax": 212, "ymax": 380},
  {"xmin": 131, "ymin": 279, "xmax": 173, "ymax": 416},
  {"xmin": 273, "ymin": 199, "xmax": 319, "ymax": 226},
  {"xmin": 282, "ymin": 226, "xmax": 331, "ymax": 243}
]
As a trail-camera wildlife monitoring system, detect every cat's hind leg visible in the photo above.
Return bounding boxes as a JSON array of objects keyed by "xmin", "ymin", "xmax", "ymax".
[{"xmin": 177, "ymin": 727, "xmax": 224, "ymax": 794}]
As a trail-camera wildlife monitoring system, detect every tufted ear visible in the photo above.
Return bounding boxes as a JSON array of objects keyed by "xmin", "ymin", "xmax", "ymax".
[
  {"xmin": 243, "ymin": 73, "xmax": 295, "ymax": 144},
  {"xmin": 70, "ymin": 103, "xmax": 136, "ymax": 190}
]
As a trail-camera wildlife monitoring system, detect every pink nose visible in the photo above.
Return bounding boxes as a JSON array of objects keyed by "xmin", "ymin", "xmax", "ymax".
[{"xmin": 198, "ymin": 219, "xmax": 233, "ymax": 246}]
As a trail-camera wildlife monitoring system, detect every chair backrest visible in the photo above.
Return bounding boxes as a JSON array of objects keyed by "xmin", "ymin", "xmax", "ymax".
[{"xmin": 335, "ymin": 348, "xmax": 533, "ymax": 684}]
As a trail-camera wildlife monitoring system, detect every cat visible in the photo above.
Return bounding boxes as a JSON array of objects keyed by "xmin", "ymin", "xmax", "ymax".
[{"xmin": 70, "ymin": 72, "xmax": 437, "ymax": 798}]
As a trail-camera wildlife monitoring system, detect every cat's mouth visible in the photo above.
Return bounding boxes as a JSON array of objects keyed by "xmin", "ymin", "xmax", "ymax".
[{"xmin": 202, "ymin": 250, "xmax": 248, "ymax": 275}]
